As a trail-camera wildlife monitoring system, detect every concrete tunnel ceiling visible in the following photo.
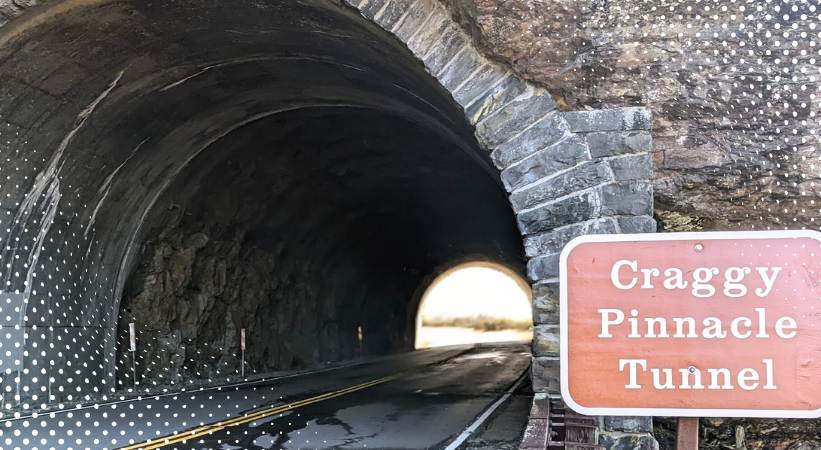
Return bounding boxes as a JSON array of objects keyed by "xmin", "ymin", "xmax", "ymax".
[
  {"xmin": 0, "ymin": 0, "xmax": 527, "ymax": 396},
  {"xmin": 0, "ymin": 0, "xmax": 659, "ymax": 407}
]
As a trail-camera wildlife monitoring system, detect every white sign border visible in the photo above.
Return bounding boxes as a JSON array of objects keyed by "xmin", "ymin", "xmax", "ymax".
[{"xmin": 559, "ymin": 229, "xmax": 821, "ymax": 418}]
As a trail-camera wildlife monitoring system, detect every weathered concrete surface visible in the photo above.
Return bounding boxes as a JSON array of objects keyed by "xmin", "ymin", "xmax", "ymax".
[
  {"xmin": 0, "ymin": 4, "xmax": 658, "ymax": 449},
  {"xmin": 0, "ymin": 0, "xmax": 656, "ymax": 407},
  {"xmin": 0, "ymin": 0, "xmax": 533, "ymax": 401}
]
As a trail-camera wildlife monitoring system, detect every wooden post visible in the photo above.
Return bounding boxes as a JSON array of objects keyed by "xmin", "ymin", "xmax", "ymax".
[{"xmin": 676, "ymin": 417, "xmax": 699, "ymax": 450}]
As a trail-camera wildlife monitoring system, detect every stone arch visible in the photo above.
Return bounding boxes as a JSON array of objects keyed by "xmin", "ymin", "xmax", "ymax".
[
  {"xmin": 0, "ymin": 0, "xmax": 654, "ymax": 420},
  {"xmin": 344, "ymin": 0, "xmax": 657, "ymax": 396}
]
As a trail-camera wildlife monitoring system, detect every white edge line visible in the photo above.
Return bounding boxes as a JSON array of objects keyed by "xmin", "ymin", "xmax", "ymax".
[
  {"xmin": 558, "ymin": 229, "xmax": 821, "ymax": 419},
  {"xmin": 442, "ymin": 368, "xmax": 528, "ymax": 450}
]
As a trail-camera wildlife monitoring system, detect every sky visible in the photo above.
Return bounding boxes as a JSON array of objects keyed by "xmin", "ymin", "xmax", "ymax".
[{"xmin": 418, "ymin": 264, "xmax": 532, "ymax": 321}]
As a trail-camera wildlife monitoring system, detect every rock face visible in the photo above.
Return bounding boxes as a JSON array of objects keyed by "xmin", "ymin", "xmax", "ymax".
[
  {"xmin": 439, "ymin": 0, "xmax": 821, "ymax": 231},
  {"xmin": 117, "ymin": 212, "xmax": 319, "ymax": 386},
  {"xmin": 655, "ymin": 417, "xmax": 821, "ymax": 450},
  {"xmin": 435, "ymin": 0, "xmax": 821, "ymax": 445}
]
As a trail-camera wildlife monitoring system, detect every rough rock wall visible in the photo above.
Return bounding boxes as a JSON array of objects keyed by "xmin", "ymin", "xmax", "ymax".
[
  {"xmin": 116, "ymin": 207, "xmax": 338, "ymax": 387},
  {"xmin": 0, "ymin": 0, "xmax": 38, "ymax": 25},
  {"xmin": 436, "ymin": 0, "xmax": 821, "ymax": 446},
  {"xmin": 439, "ymin": 0, "xmax": 820, "ymax": 231},
  {"xmin": 655, "ymin": 417, "xmax": 821, "ymax": 450}
]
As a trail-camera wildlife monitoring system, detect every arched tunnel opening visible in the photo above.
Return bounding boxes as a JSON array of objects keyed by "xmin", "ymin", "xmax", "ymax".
[
  {"xmin": 115, "ymin": 106, "xmax": 525, "ymax": 387},
  {"xmin": 415, "ymin": 261, "xmax": 532, "ymax": 349},
  {"xmin": 0, "ymin": 0, "xmax": 525, "ymax": 400}
]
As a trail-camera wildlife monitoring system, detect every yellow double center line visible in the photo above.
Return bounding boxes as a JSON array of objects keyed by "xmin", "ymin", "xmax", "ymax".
[{"xmin": 118, "ymin": 373, "xmax": 401, "ymax": 450}]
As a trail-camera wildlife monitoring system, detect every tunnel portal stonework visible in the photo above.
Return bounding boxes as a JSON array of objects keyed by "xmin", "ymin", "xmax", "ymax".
[
  {"xmin": 0, "ymin": 0, "xmax": 654, "ymax": 448},
  {"xmin": 341, "ymin": 3, "xmax": 657, "ymax": 447}
]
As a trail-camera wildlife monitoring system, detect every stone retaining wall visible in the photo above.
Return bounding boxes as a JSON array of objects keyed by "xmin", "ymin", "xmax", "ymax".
[{"xmin": 344, "ymin": 1, "xmax": 658, "ymax": 447}]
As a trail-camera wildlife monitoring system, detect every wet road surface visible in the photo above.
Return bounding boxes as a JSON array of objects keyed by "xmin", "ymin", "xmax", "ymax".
[
  {"xmin": 173, "ymin": 343, "xmax": 531, "ymax": 450},
  {"xmin": 1, "ymin": 342, "xmax": 531, "ymax": 450}
]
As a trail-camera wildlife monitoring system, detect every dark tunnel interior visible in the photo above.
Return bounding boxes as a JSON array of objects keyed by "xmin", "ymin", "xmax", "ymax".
[
  {"xmin": 0, "ymin": 0, "xmax": 525, "ymax": 395},
  {"xmin": 116, "ymin": 107, "xmax": 525, "ymax": 385}
]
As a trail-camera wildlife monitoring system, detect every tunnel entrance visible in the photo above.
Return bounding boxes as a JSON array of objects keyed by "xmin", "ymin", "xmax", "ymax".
[
  {"xmin": 0, "ymin": 0, "xmax": 539, "ymax": 402},
  {"xmin": 415, "ymin": 261, "xmax": 532, "ymax": 349},
  {"xmin": 114, "ymin": 106, "xmax": 524, "ymax": 387},
  {"xmin": 0, "ymin": 0, "xmax": 655, "ymax": 409}
]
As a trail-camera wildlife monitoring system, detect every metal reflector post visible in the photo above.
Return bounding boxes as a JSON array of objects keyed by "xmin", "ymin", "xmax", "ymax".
[
  {"xmin": 128, "ymin": 322, "xmax": 137, "ymax": 388},
  {"xmin": 48, "ymin": 327, "xmax": 54, "ymax": 401},
  {"xmin": 240, "ymin": 328, "xmax": 246, "ymax": 378}
]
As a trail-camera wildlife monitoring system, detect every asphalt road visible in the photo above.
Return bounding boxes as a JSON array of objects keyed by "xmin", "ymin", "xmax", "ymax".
[{"xmin": 1, "ymin": 342, "xmax": 532, "ymax": 450}]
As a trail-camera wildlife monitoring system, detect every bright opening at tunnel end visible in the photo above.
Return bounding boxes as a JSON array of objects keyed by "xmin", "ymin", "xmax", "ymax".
[{"xmin": 415, "ymin": 262, "xmax": 533, "ymax": 349}]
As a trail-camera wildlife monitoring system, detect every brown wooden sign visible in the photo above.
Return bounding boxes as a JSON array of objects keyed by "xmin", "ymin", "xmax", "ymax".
[{"xmin": 560, "ymin": 231, "xmax": 821, "ymax": 418}]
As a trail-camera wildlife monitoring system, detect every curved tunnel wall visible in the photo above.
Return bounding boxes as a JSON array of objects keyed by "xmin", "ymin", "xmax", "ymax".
[
  {"xmin": 0, "ymin": 0, "xmax": 655, "ymax": 405},
  {"xmin": 115, "ymin": 107, "xmax": 524, "ymax": 384}
]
